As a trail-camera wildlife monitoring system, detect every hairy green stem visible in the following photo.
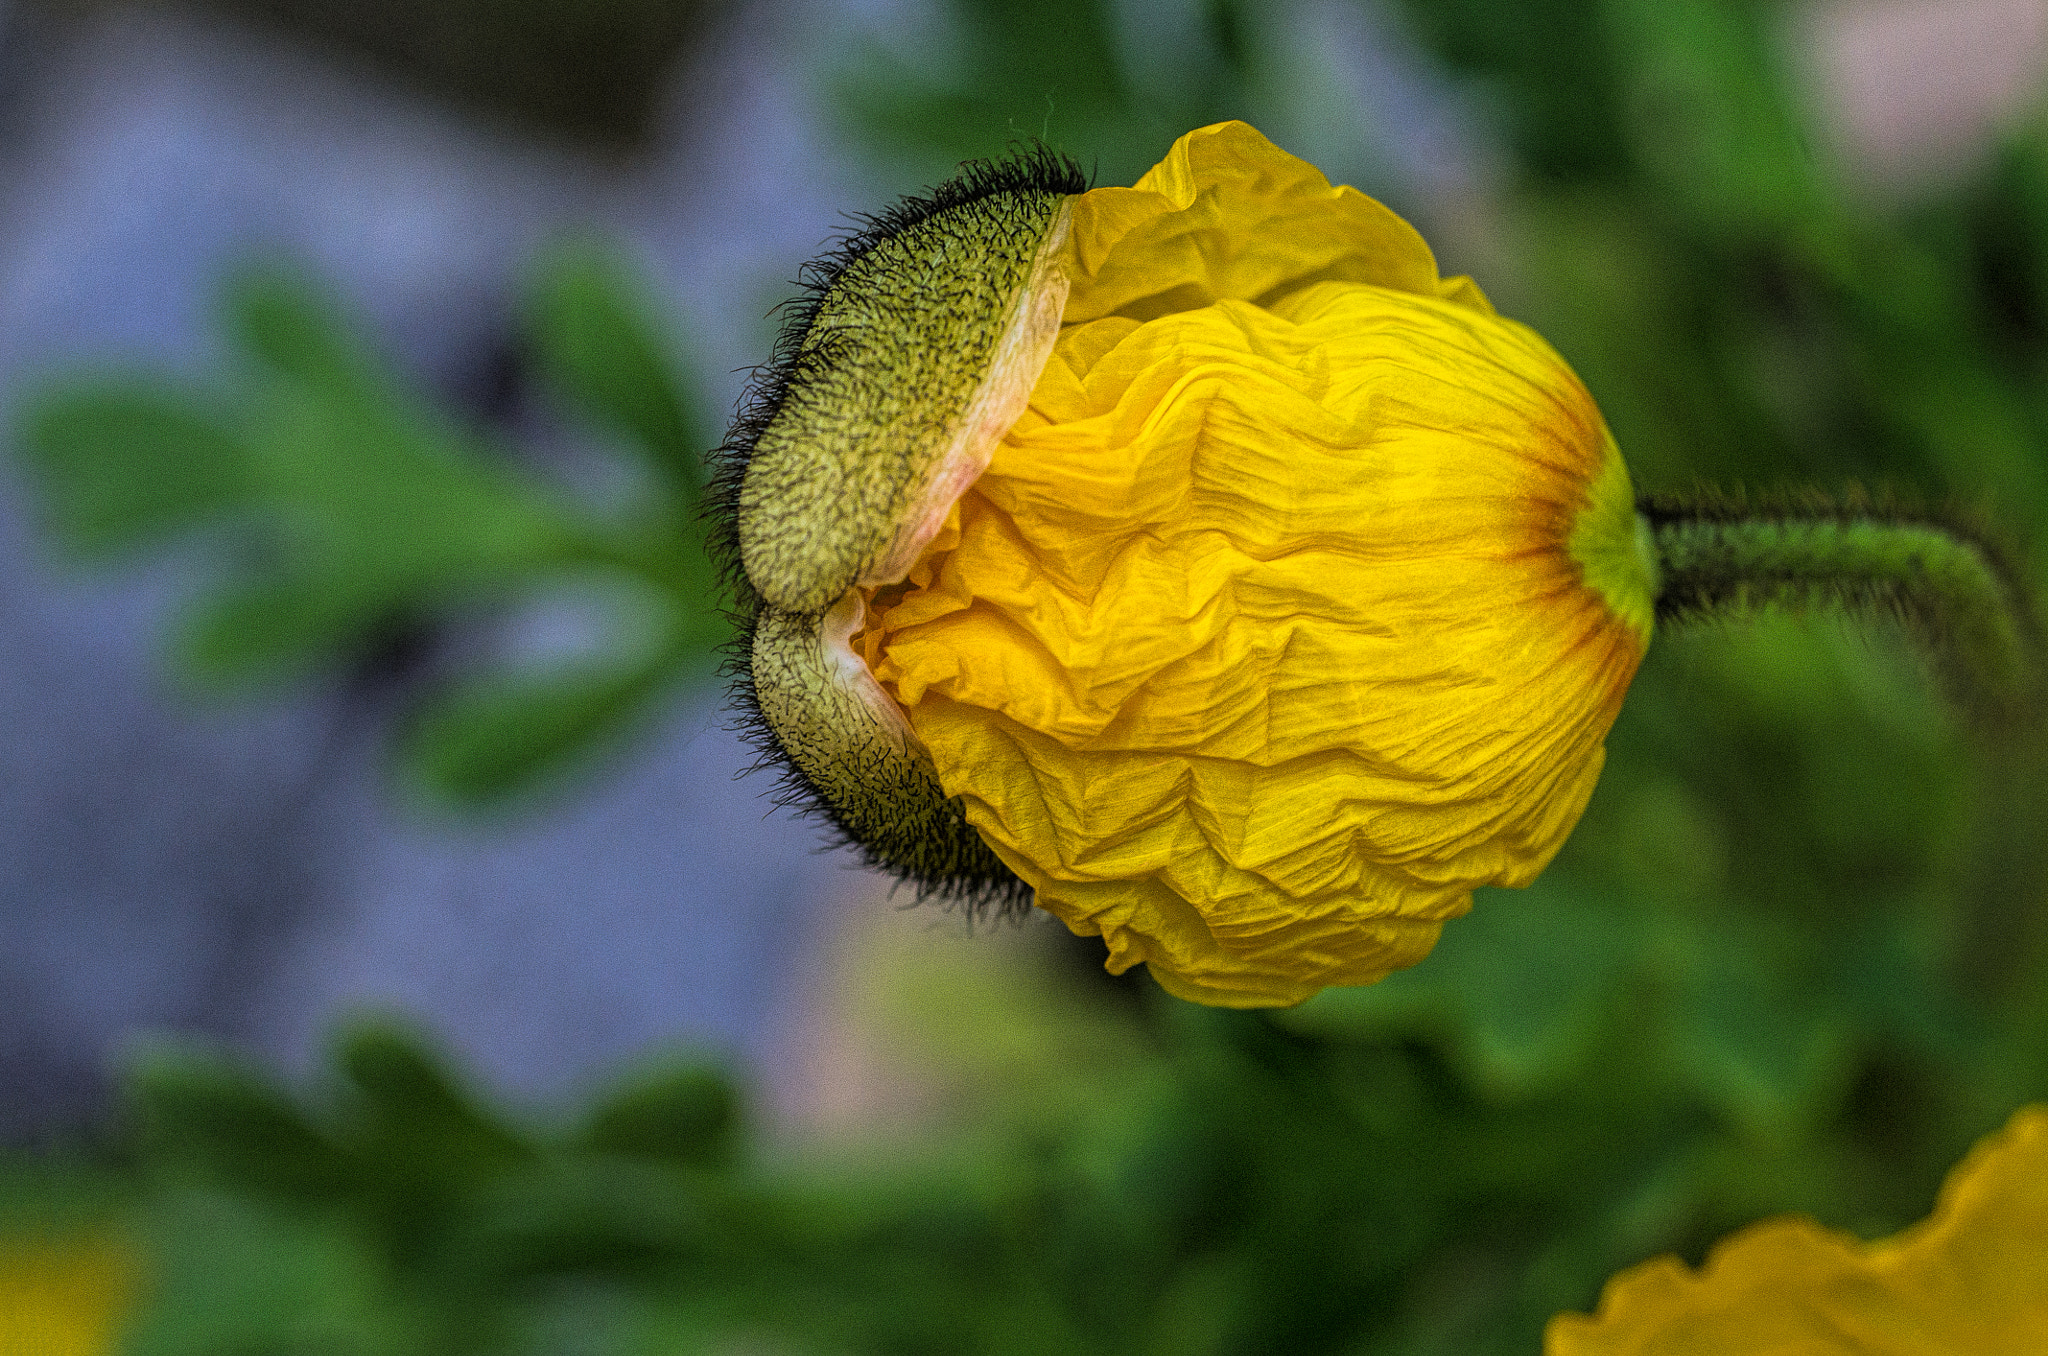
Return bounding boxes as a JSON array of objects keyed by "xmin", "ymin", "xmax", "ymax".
[{"xmin": 1642, "ymin": 493, "xmax": 2041, "ymax": 726}]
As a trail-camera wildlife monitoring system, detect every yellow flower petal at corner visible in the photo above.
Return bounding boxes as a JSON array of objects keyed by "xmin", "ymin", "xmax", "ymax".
[
  {"xmin": 1546, "ymin": 1104, "xmax": 2048, "ymax": 1355},
  {"xmin": 860, "ymin": 122, "xmax": 1651, "ymax": 1008},
  {"xmin": 0, "ymin": 1230, "xmax": 142, "ymax": 1356}
]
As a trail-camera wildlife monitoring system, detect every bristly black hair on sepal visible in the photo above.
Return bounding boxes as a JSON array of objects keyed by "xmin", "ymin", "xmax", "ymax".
[
  {"xmin": 696, "ymin": 140, "xmax": 1080, "ymax": 918},
  {"xmin": 719, "ymin": 602, "xmax": 1035, "ymax": 923},
  {"xmin": 702, "ymin": 139, "xmax": 1086, "ymax": 606}
]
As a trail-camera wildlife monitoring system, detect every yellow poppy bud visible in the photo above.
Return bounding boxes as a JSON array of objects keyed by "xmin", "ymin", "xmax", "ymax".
[{"xmin": 719, "ymin": 122, "xmax": 1657, "ymax": 1007}]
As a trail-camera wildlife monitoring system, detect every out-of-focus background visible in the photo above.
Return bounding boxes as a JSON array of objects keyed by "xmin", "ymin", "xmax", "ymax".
[{"xmin": 3, "ymin": 1, "xmax": 2047, "ymax": 1352}]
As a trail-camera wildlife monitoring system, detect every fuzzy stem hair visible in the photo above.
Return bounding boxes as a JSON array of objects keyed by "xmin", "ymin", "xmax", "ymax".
[{"xmin": 1642, "ymin": 490, "xmax": 2042, "ymax": 729}]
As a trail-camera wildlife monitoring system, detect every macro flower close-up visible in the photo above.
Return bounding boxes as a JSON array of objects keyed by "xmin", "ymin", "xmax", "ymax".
[
  {"xmin": 6, "ymin": 5, "xmax": 2047, "ymax": 1352},
  {"xmin": 734, "ymin": 121, "xmax": 1659, "ymax": 1007}
]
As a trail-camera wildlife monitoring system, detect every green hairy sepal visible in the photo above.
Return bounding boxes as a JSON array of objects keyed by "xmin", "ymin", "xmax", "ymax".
[
  {"xmin": 1643, "ymin": 489, "xmax": 2044, "ymax": 730},
  {"xmin": 709, "ymin": 146, "xmax": 1086, "ymax": 912}
]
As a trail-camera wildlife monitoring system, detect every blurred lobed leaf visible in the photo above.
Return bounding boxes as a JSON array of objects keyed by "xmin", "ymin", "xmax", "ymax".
[
  {"xmin": 17, "ymin": 388, "xmax": 249, "ymax": 554},
  {"xmin": 1282, "ymin": 884, "xmax": 1869, "ymax": 1155},
  {"xmin": 13, "ymin": 250, "xmax": 726, "ymax": 808},
  {"xmin": 1278, "ymin": 880, "xmax": 1639, "ymax": 1105},
  {"xmin": 336, "ymin": 1024, "xmax": 537, "ymax": 1187},
  {"xmin": 222, "ymin": 271, "xmax": 578, "ymax": 595},
  {"xmin": 128, "ymin": 1043, "xmax": 359, "ymax": 1203}
]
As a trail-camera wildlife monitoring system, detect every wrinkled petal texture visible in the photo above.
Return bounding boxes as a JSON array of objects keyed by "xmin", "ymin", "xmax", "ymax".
[
  {"xmin": 1546, "ymin": 1104, "xmax": 2048, "ymax": 1355},
  {"xmin": 862, "ymin": 123, "xmax": 1646, "ymax": 1007}
]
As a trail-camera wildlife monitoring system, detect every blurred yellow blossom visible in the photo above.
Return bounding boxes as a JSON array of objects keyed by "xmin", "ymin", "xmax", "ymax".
[
  {"xmin": 1547, "ymin": 1104, "xmax": 2048, "ymax": 1354},
  {"xmin": 0, "ymin": 1229, "xmax": 141, "ymax": 1356}
]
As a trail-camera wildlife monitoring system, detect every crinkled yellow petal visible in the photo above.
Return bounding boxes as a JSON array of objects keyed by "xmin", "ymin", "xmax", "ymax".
[
  {"xmin": 863, "ymin": 294, "xmax": 1644, "ymax": 1006},
  {"xmin": 1547, "ymin": 1104, "xmax": 2048, "ymax": 1355},
  {"xmin": 1064, "ymin": 121, "xmax": 1494, "ymax": 327}
]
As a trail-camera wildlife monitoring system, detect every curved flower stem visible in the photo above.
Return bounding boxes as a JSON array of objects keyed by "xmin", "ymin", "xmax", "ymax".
[{"xmin": 1640, "ymin": 492, "xmax": 2042, "ymax": 727}]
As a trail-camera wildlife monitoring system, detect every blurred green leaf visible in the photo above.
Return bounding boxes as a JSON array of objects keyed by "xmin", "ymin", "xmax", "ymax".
[
  {"xmin": 839, "ymin": 0, "xmax": 1120, "ymax": 159},
  {"xmin": 17, "ymin": 386, "xmax": 250, "ymax": 556},
  {"xmin": 336, "ymin": 1023, "xmax": 535, "ymax": 1186},
  {"xmin": 226, "ymin": 266, "xmax": 387, "ymax": 393},
  {"xmin": 127, "ymin": 1042, "xmax": 357, "ymax": 1202},
  {"xmin": 1282, "ymin": 878, "xmax": 1875, "ymax": 1147},
  {"xmin": 399, "ymin": 653, "xmax": 680, "ymax": 806},
  {"xmin": 128, "ymin": 1191, "xmax": 414, "ymax": 1356},
  {"xmin": 1279, "ymin": 880, "xmax": 1636, "ymax": 1100},
  {"xmin": 1389, "ymin": 0, "xmax": 1628, "ymax": 182},
  {"xmin": 526, "ymin": 242, "xmax": 708, "ymax": 500},
  {"xmin": 176, "ymin": 575, "xmax": 414, "ymax": 682},
  {"xmin": 50, "ymin": 270, "xmax": 587, "ymax": 686},
  {"xmin": 1660, "ymin": 927, "xmax": 1857, "ymax": 1145},
  {"xmin": 231, "ymin": 274, "xmax": 575, "ymax": 585},
  {"xmin": 1602, "ymin": 0, "xmax": 1822, "ymax": 235},
  {"xmin": 575, "ymin": 1064, "xmax": 739, "ymax": 1170},
  {"xmin": 450, "ymin": 1160, "xmax": 710, "ymax": 1283}
]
